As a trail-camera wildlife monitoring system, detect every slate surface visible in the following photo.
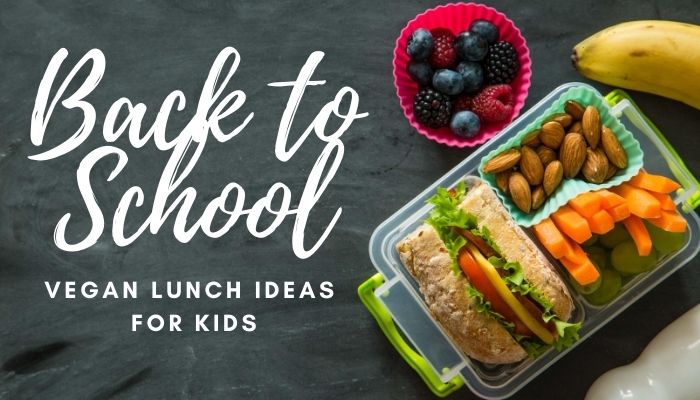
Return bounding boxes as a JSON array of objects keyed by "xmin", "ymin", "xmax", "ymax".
[{"xmin": 0, "ymin": 1, "xmax": 699, "ymax": 399}]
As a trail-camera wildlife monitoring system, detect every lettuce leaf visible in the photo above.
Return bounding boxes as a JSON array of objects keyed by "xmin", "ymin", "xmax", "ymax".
[
  {"xmin": 426, "ymin": 182, "xmax": 477, "ymax": 273},
  {"xmin": 488, "ymin": 256, "xmax": 554, "ymax": 317},
  {"xmin": 553, "ymin": 320, "xmax": 582, "ymax": 351},
  {"xmin": 465, "ymin": 284, "xmax": 491, "ymax": 315},
  {"xmin": 443, "ymin": 235, "xmax": 467, "ymax": 275},
  {"xmin": 518, "ymin": 338, "xmax": 550, "ymax": 359},
  {"xmin": 487, "ymin": 255, "xmax": 582, "ymax": 352},
  {"xmin": 488, "ymin": 256, "xmax": 529, "ymax": 295},
  {"xmin": 426, "ymin": 183, "xmax": 476, "ymax": 230},
  {"xmin": 519, "ymin": 319, "xmax": 581, "ymax": 356},
  {"xmin": 469, "ymin": 225, "xmax": 503, "ymax": 256},
  {"xmin": 465, "ymin": 284, "xmax": 514, "ymax": 331}
]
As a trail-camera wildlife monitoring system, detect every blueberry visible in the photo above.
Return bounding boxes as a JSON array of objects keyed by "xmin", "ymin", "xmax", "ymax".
[
  {"xmin": 456, "ymin": 62, "xmax": 484, "ymax": 93},
  {"xmin": 432, "ymin": 69, "xmax": 464, "ymax": 96},
  {"xmin": 469, "ymin": 19, "xmax": 499, "ymax": 44},
  {"xmin": 407, "ymin": 61, "xmax": 433, "ymax": 86},
  {"xmin": 407, "ymin": 28, "xmax": 433, "ymax": 61},
  {"xmin": 454, "ymin": 31, "xmax": 488, "ymax": 61},
  {"xmin": 450, "ymin": 111, "xmax": 481, "ymax": 137}
]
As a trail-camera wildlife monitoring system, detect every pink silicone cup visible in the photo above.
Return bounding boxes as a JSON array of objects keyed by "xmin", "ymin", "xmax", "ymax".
[{"xmin": 393, "ymin": 3, "xmax": 532, "ymax": 147}]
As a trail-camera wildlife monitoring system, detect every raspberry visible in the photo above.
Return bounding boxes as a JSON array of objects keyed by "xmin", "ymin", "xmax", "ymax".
[
  {"xmin": 454, "ymin": 95, "xmax": 472, "ymax": 112},
  {"xmin": 471, "ymin": 85, "xmax": 514, "ymax": 123},
  {"xmin": 429, "ymin": 28, "xmax": 457, "ymax": 69}
]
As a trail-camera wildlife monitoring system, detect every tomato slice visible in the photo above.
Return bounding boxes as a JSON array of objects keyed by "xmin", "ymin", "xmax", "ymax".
[{"xmin": 458, "ymin": 248, "xmax": 533, "ymax": 337}]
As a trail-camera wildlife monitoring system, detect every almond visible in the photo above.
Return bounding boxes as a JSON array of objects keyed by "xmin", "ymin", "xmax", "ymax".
[
  {"xmin": 536, "ymin": 145, "xmax": 557, "ymax": 166},
  {"xmin": 568, "ymin": 121, "xmax": 583, "ymax": 134},
  {"xmin": 605, "ymin": 164, "xmax": 619, "ymax": 181},
  {"xmin": 496, "ymin": 171, "xmax": 511, "ymax": 195},
  {"xmin": 509, "ymin": 172, "xmax": 531, "ymax": 213},
  {"xmin": 564, "ymin": 100, "xmax": 585, "ymax": 120},
  {"xmin": 531, "ymin": 186, "xmax": 546, "ymax": 210},
  {"xmin": 545, "ymin": 112, "xmax": 573, "ymax": 129},
  {"xmin": 582, "ymin": 105, "xmax": 601, "ymax": 149},
  {"xmin": 521, "ymin": 129, "xmax": 541, "ymax": 147},
  {"xmin": 559, "ymin": 133, "xmax": 587, "ymax": 178},
  {"xmin": 543, "ymin": 160, "xmax": 564, "ymax": 196},
  {"xmin": 483, "ymin": 148, "xmax": 521, "ymax": 173},
  {"xmin": 519, "ymin": 146, "xmax": 544, "ymax": 186},
  {"xmin": 601, "ymin": 125, "xmax": 628, "ymax": 169},
  {"xmin": 540, "ymin": 121, "xmax": 565, "ymax": 149},
  {"xmin": 582, "ymin": 148, "xmax": 609, "ymax": 184}
]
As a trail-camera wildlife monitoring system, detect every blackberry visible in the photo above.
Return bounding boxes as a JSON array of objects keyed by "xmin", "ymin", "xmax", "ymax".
[
  {"xmin": 483, "ymin": 41, "xmax": 520, "ymax": 84},
  {"xmin": 413, "ymin": 87, "xmax": 452, "ymax": 128}
]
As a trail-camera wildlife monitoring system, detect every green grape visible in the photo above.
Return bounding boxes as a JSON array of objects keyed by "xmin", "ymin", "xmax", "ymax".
[
  {"xmin": 586, "ymin": 246, "xmax": 609, "ymax": 270},
  {"xmin": 611, "ymin": 241, "xmax": 658, "ymax": 275},
  {"xmin": 599, "ymin": 224, "xmax": 631, "ymax": 249},
  {"xmin": 584, "ymin": 269, "xmax": 622, "ymax": 305},
  {"xmin": 645, "ymin": 221, "xmax": 687, "ymax": 256},
  {"xmin": 583, "ymin": 235, "xmax": 598, "ymax": 246}
]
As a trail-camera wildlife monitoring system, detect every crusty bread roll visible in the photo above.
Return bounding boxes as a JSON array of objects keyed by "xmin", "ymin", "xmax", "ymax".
[{"xmin": 396, "ymin": 180, "xmax": 574, "ymax": 364}]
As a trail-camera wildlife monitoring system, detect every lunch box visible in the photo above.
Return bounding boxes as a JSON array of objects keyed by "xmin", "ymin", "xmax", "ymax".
[{"xmin": 359, "ymin": 83, "xmax": 700, "ymax": 399}]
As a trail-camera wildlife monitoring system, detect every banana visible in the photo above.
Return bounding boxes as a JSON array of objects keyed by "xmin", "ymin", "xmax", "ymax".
[{"xmin": 572, "ymin": 20, "xmax": 700, "ymax": 110}]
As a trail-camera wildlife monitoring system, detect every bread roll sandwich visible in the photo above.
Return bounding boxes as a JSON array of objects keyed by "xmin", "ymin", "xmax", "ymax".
[{"xmin": 396, "ymin": 179, "xmax": 580, "ymax": 364}]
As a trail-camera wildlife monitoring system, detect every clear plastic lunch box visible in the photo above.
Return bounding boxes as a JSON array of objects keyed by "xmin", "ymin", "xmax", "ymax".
[{"xmin": 359, "ymin": 83, "xmax": 700, "ymax": 399}]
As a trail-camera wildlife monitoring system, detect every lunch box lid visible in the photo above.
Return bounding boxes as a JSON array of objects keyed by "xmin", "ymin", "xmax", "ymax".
[{"xmin": 360, "ymin": 83, "xmax": 700, "ymax": 399}]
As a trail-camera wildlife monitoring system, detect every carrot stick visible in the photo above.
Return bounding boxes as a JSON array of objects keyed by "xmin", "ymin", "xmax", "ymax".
[
  {"xmin": 646, "ymin": 210, "xmax": 688, "ymax": 233},
  {"xmin": 568, "ymin": 192, "xmax": 603, "ymax": 218},
  {"xmin": 562, "ymin": 239, "xmax": 587, "ymax": 264},
  {"xmin": 622, "ymin": 215, "xmax": 653, "ymax": 256},
  {"xmin": 570, "ymin": 259, "xmax": 601, "ymax": 286},
  {"xmin": 647, "ymin": 191, "xmax": 676, "ymax": 211},
  {"xmin": 628, "ymin": 171, "xmax": 681, "ymax": 193},
  {"xmin": 586, "ymin": 209, "xmax": 615, "ymax": 235},
  {"xmin": 611, "ymin": 183, "xmax": 662, "ymax": 219},
  {"xmin": 597, "ymin": 189, "xmax": 626, "ymax": 209},
  {"xmin": 608, "ymin": 203, "xmax": 631, "ymax": 222},
  {"xmin": 560, "ymin": 256, "xmax": 601, "ymax": 286},
  {"xmin": 551, "ymin": 205, "xmax": 593, "ymax": 244},
  {"xmin": 533, "ymin": 218, "xmax": 572, "ymax": 259}
]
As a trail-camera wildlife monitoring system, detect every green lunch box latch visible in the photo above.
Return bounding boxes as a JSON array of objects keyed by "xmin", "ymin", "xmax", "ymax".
[
  {"xmin": 605, "ymin": 89, "xmax": 700, "ymax": 211},
  {"xmin": 357, "ymin": 273, "xmax": 464, "ymax": 397}
]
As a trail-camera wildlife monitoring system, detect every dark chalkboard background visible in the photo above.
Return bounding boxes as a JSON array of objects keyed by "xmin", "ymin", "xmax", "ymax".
[{"xmin": 1, "ymin": 1, "xmax": 699, "ymax": 399}]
